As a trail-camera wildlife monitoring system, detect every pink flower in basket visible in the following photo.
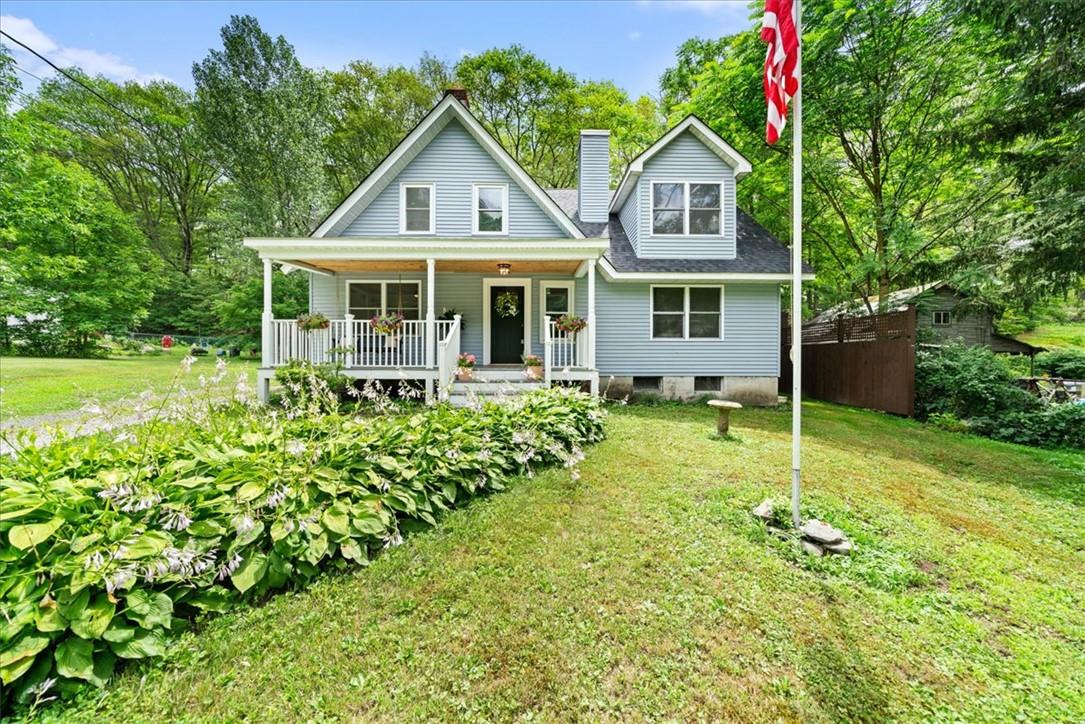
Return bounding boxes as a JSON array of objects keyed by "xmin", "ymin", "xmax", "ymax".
[
  {"xmin": 554, "ymin": 313, "xmax": 587, "ymax": 334},
  {"xmin": 369, "ymin": 312, "xmax": 404, "ymax": 335},
  {"xmin": 457, "ymin": 353, "xmax": 476, "ymax": 369}
]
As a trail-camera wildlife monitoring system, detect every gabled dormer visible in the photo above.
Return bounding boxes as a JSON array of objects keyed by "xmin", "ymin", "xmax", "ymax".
[{"xmin": 609, "ymin": 117, "xmax": 752, "ymax": 260}]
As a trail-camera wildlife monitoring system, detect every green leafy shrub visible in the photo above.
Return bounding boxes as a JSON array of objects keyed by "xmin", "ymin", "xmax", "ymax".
[
  {"xmin": 1035, "ymin": 348, "xmax": 1085, "ymax": 380},
  {"xmin": 927, "ymin": 412, "xmax": 970, "ymax": 434},
  {"xmin": 0, "ymin": 383, "xmax": 604, "ymax": 712},
  {"xmin": 970, "ymin": 404, "xmax": 1085, "ymax": 450},
  {"xmin": 915, "ymin": 344, "xmax": 1036, "ymax": 420},
  {"xmin": 274, "ymin": 360, "xmax": 352, "ymax": 407}
]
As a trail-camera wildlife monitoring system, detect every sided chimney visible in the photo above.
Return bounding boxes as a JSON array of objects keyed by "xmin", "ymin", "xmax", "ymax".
[
  {"xmin": 577, "ymin": 130, "xmax": 610, "ymax": 223},
  {"xmin": 443, "ymin": 86, "xmax": 469, "ymax": 108}
]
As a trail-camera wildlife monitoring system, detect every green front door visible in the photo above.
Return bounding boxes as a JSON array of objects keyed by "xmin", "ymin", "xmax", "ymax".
[{"xmin": 490, "ymin": 286, "xmax": 525, "ymax": 363}]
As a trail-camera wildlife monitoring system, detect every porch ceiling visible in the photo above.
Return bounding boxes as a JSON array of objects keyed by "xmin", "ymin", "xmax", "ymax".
[{"xmin": 296, "ymin": 259, "xmax": 583, "ymax": 274}]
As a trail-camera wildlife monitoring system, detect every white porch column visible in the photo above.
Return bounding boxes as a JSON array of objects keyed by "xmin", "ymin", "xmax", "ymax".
[
  {"xmin": 261, "ymin": 258, "xmax": 273, "ymax": 368},
  {"xmin": 586, "ymin": 258, "xmax": 596, "ymax": 369},
  {"xmin": 425, "ymin": 258, "xmax": 436, "ymax": 369}
]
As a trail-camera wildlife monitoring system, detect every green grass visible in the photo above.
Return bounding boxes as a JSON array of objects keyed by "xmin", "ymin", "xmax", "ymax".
[
  {"xmin": 0, "ymin": 355, "xmax": 259, "ymax": 421},
  {"xmin": 1017, "ymin": 322, "xmax": 1085, "ymax": 350},
  {"xmin": 57, "ymin": 402, "xmax": 1085, "ymax": 721}
]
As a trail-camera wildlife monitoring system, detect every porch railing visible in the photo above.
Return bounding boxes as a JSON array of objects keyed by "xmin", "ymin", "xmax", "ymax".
[
  {"xmin": 266, "ymin": 318, "xmax": 453, "ymax": 369},
  {"xmin": 436, "ymin": 315, "xmax": 461, "ymax": 401},
  {"xmin": 544, "ymin": 319, "xmax": 586, "ymax": 383}
]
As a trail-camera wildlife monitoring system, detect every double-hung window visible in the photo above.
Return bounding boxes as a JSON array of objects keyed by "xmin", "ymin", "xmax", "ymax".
[
  {"xmin": 651, "ymin": 181, "xmax": 722, "ymax": 236},
  {"xmin": 473, "ymin": 184, "xmax": 508, "ymax": 235},
  {"xmin": 651, "ymin": 286, "xmax": 723, "ymax": 339},
  {"xmin": 347, "ymin": 281, "xmax": 421, "ymax": 321},
  {"xmin": 541, "ymin": 281, "xmax": 574, "ymax": 333},
  {"xmin": 400, "ymin": 183, "xmax": 434, "ymax": 234},
  {"xmin": 932, "ymin": 311, "xmax": 951, "ymax": 326}
]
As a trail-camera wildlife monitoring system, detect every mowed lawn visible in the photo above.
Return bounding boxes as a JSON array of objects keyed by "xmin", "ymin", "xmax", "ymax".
[
  {"xmin": 1017, "ymin": 321, "xmax": 1085, "ymax": 350},
  {"xmin": 0, "ymin": 356, "xmax": 259, "ymax": 421},
  {"xmin": 58, "ymin": 402, "xmax": 1084, "ymax": 722}
]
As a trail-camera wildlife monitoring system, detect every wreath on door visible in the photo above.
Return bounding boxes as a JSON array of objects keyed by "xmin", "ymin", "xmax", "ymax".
[{"xmin": 494, "ymin": 291, "xmax": 520, "ymax": 318}]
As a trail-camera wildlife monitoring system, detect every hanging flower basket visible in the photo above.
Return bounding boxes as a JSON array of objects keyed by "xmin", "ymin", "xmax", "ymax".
[
  {"xmin": 296, "ymin": 313, "xmax": 330, "ymax": 331},
  {"xmin": 554, "ymin": 313, "xmax": 587, "ymax": 334},
  {"xmin": 494, "ymin": 291, "xmax": 520, "ymax": 318},
  {"xmin": 369, "ymin": 312, "xmax": 404, "ymax": 335}
]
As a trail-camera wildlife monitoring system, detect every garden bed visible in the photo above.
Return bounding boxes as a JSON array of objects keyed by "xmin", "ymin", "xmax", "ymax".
[{"xmin": 0, "ymin": 375, "xmax": 604, "ymax": 714}]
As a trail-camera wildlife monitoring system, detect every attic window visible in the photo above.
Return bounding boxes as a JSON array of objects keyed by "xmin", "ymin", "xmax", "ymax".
[
  {"xmin": 651, "ymin": 181, "xmax": 722, "ymax": 236},
  {"xmin": 400, "ymin": 183, "xmax": 434, "ymax": 234},
  {"xmin": 473, "ymin": 184, "xmax": 508, "ymax": 235}
]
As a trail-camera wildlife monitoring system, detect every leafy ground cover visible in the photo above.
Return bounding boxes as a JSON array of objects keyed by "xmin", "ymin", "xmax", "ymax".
[
  {"xmin": 1017, "ymin": 322, "xmax": 1085, "ymax": 350},
  {"xmin": 0, "ymin": 356, "xmax": 259, "ymax": 422},
  {"xmin": 50, "ymin": 401, "xmax": 1085, "ymax": 721},
  {"xmin": 0, "ymin": 377, "xmax": 602, "ymax": 715}
]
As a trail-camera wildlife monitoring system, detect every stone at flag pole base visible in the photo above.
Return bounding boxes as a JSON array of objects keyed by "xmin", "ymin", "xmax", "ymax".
[{"xmin": 751, "ymin": 500, "xmax": 853, "ymax": 556}]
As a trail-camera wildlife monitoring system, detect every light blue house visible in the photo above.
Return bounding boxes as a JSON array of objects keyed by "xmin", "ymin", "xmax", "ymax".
[{"xmin": 245, "ymin": 90, "xmax": 810, "ymax": 403}]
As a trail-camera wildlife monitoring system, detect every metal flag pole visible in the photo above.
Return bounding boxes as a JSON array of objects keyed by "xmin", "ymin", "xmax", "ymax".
[{"xmin": 790, "ymin": 0, "xmax": 803, "ymax": 528}]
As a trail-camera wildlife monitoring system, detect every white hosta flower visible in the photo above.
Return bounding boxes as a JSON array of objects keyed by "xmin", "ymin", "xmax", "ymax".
[
  {"xmin": 105, "ymin": 565, "xmax": 137, "ymax": 594},
  {"xmin": 233, "ymin": 515, "xmax": 256, "ymax": 535},
  {"xmin": 180, "ymin": 355, "xmax": 197, "ymax": 373},
  {"xmin": 217, "ymin": 553, "xmax": 243, "ymax": 581},
  {"xmin": 265, "ymin": 484, "xmax": 290, "ymax": 510},
  {"xmin": 285, "ymin": 439, "xmax": 305, "ymax": 456},
  {"xmin": 161, "ymin": 508, "xmax": 193, "ymax": 531},
  {"xmin": 212, "ymin": 357, "xmax": 228, "ymax": 383},
  {"xmin": 382, "ymin": 528, "xmax": 404, "ymax": 548},
  {"xmin": 444, "ymin": 448, "xmax": 460, "ymax": 461},
  {"xmin": 476, "ymin": 448, "xmax": 493, "ymax": 461}
]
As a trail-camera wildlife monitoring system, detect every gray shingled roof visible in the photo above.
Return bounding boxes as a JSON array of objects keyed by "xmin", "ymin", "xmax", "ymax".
[{"xmin": 545, "ymin": 189, "xmax": 811, "ymax": 274}]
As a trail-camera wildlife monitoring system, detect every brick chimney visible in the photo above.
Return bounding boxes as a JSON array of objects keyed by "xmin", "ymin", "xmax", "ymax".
[{"xmin": 444, "ymin": 86, "xmax": 469, "ymax": 108}]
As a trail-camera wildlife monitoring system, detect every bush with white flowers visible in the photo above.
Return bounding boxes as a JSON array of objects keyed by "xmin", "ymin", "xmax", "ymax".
[{"xmin": 0, "ymin": 363, "xmax": 604, "ymax": 712}]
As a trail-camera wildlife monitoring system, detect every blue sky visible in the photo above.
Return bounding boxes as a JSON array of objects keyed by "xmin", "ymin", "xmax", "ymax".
[{"xmin": 2, "ymin": 1, "xmax": 756, "ymax": 99}]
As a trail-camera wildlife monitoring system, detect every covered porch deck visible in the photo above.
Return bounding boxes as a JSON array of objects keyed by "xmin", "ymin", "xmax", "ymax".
[{"xmin": 244, "ymin": 237, "xmax": 608, "ymax": 402}]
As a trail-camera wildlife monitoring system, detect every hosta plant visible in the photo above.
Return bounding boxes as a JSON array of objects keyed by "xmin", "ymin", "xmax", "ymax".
[{"xmin": 0, "ymin": 364, "xmax": 605, "ymax": 714}]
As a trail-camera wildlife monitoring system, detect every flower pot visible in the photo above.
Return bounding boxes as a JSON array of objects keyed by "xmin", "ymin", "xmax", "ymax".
[
  {"xmin": 457, "ymin": 368, "xmax": 474, "ymax": 382},
  {"xmin": 384, "ymin": 333, "xmax": 399, "ymax": 350},
  {"xmin": 523, "ymin": 365, "xmax": 542, "ymax": 381}
]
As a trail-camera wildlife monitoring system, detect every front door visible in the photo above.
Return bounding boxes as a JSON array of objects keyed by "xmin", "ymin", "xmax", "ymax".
[{"xmin": 490, "ymin": 285, "xmax": 525, "ymax": 363}]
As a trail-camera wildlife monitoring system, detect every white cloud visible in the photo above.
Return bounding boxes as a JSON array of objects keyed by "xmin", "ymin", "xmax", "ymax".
[
  {"xmin": 0, "ymin": 15, "xmax": 168, "ymax": 84},
  {"xmin": 627, "ymin": 30, "xmax": 642, "ymax": 41}
]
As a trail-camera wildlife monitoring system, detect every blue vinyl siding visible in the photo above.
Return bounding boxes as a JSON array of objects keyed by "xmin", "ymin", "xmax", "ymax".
[
  {"xmin": 338, "ymin": 119, "xmax": 566, "ymax": 238},
  {"xmin": 631, "ymin": 131, "xmax": 737, "ymax": 259},
  {"xmin": 618, "ymin": 182, "xmax": 640, "ymax": 252},
  {"xmin": 310, "ymin": 271, "xmax": 779, "ymax": 376},
  {"xmin": 310, "ymin": 272, "xmax": 584, "ymax": 360},
  {"xmin": 577, "ymin": 132, "xmax": 611, "ymax": 223},
  {"xmin": 593, "ymin": 271, "xmax": 780, "ymax": 376}
]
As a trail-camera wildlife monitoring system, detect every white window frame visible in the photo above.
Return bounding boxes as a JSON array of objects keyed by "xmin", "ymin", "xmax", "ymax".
[
  {"xmin": 648, "ymin": 179, "xmax": 724, "ymax": 238},
  {"xmin": 345, "ymin": 280, "xmax": 423, "ymax": 322},
  {"xmin": 399, "ymin": 183, "xmax": 435, "ymax": 235},
  {"xmin": 932, "ymin": 310, "xmax": 951, "ymax": 326},
  {"xmin": 649, "ymin": 285, "xmax": 725, "ymax": 340},
  {"xmin": 472, "ymin": 183, "xmax": 509, "ymax": 236},
  {"xmin": 540, "ymin": 280, "xmax": 575, "ymax": 338}
]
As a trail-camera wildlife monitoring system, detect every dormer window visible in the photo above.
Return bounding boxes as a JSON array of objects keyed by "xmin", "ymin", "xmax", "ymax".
[
  {"xmin": 473, "ymin": 183, "xmax": 508, "ymax": 235},
  {"xmin": 400, "ymin": 183, "xmax": 434, "ymax": 234},
  {"xmin": 651, "ymin": 181, "xmax": 721, "ymax": 236}
]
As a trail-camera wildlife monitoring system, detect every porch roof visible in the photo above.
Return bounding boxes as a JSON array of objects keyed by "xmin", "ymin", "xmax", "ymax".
[{"xmin": 243, "ymin": 237, "xmax": 609, "ymax": 271}]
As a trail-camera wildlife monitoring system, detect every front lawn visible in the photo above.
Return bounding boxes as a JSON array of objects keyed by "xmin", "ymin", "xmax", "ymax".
[
  {"xmin": 0, "ymin": 356, "xmax": 259, "ymax": 421},
  {"xmin": 53, "ymin": 401, "xmax": 1085, "ymax": 721}
]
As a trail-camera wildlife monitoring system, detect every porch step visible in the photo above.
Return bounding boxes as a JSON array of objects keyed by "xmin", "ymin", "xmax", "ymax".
[{"xmin": 446, "ymin": 378, "xmax": 544, "ymax": 406}]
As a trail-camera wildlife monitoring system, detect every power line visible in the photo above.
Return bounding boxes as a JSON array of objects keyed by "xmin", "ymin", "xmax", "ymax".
[
  {"xmin": 1, "ymin": 29, "xmax": 147, "ymax": 128},
  {"xmin": 12, "ymin": 63, "xmax": 46, "ymax": 84}
]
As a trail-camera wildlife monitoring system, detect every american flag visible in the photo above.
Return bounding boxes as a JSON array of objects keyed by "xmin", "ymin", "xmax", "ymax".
[{"xmin": 761, "ymin": 0, "xmax": 800, "ymax": 144}]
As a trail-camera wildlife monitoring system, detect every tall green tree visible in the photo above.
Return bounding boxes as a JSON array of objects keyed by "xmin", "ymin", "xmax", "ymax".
[
  {"xmin": 324, "ymin": 57, "xmax": 448, "ymax": 196},
  {"xmin": 193, "ymin": 15, "xmax": 329, "ymax": 236},
  {"xmin": 1, "ymin": 64, "xmax": 154, "ymax": 354},
  {"xmin": 28, "ymin": 77, "xmax": 220, "ymax": 276},
  {"xmin": 677, "ymin": 0, "xmax": 1008, "ymax": 311}
]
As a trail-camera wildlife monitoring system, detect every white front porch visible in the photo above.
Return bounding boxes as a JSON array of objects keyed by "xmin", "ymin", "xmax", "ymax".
[{"xmin": 246, "ymin": 240, "xmax": 608, "ymax": 402}]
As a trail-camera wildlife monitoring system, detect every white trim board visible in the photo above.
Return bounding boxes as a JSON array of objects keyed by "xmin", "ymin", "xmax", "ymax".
[
  {"xmin": 539, "ymin": 280, "xmax": 575, "ymax": 341},
  {"xmin": 399, "ymin": 182, "xmax": 436, "ymax": 235},
  {"xmin": 610, "ymin": 115, "xmax": 753, "ymax": 213},
  {"xmin": 471, "ymin": 183, "xmax": 509, "ymax": 236},
  {"xmin": 648, "ymin": 284, "xmax": 725, "ymax": 341},
  {"xmin": 598, "ymin": 257, "xmax": 814, "ymax": 283},
  {"xmin": 481, "ymin": 277, "xmax": 532, "ymax": 366},
  {"xmin": 311, "ymin": 94, "xmax": 584, "ymax": 239}
]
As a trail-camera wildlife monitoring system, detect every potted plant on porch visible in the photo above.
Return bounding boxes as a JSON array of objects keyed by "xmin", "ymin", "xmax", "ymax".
[
  {"xmin": 522, "ymin": 354, "xmax": 543, "ymax": 380},
  {"xmin": 457, "ymin": 353, "xmax": 476, "ymax": 381}
]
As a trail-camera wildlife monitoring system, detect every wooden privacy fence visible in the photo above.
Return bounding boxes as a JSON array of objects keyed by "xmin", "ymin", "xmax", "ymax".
[{"xmin": 781, "ymin": 306, "xmax": 917, "ymax": 416}]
